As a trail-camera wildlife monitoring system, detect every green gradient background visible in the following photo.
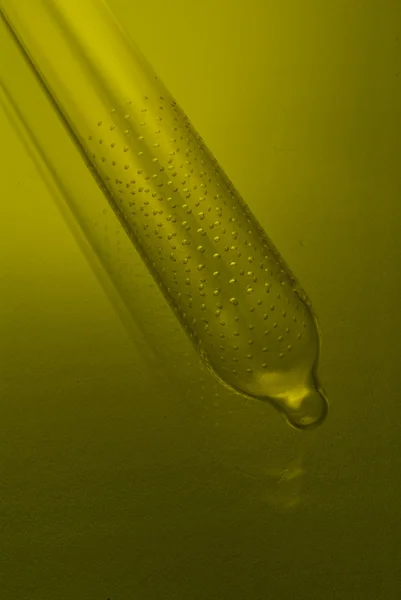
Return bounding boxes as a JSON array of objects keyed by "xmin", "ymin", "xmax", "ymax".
[{"xmin": 1, "ymin": 1, "xmax": 400, "ymax": 598}]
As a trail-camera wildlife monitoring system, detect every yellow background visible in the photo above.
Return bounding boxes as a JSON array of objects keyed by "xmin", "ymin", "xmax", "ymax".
[{"xmin": 1, "ymin": 0, "xmax": 400, "ymax": 598}]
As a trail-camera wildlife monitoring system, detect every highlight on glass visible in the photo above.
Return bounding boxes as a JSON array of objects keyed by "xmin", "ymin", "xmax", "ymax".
[{"xmin": 0, "ymin": 0, "xmax": 329, "ymax": 429}]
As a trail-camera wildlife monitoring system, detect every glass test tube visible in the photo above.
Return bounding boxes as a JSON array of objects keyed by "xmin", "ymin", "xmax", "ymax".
[{"xmin": 0, "ymin": 0, "xmax": 329, "ymax": 429}]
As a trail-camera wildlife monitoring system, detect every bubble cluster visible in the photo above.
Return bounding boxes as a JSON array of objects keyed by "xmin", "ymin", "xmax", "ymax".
[{"xmin": 86, "ymin": 92, "xmax": 327, "ymax": 429}]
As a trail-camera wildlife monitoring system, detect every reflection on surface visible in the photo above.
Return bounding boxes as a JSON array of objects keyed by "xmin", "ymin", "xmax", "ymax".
[{"xmin": 235, "ymin": 455, "xmax": 305, "ymax": 511}]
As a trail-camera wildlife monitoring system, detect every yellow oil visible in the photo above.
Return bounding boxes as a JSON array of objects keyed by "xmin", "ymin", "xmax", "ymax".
[{"xmin": 0, "ymin": 0, "xmax": 400, "ymax": 598}]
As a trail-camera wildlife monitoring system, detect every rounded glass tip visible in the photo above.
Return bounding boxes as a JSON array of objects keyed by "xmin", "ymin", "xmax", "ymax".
[{"xmin": 272, "ymin": 384, "xmax": 329, "ymax": 431}]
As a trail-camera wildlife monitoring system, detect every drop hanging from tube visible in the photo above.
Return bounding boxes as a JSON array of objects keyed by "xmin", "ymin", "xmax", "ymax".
[{"xmin": 0, "ymin": 0, "xmax": 329, "ymax": 429}]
